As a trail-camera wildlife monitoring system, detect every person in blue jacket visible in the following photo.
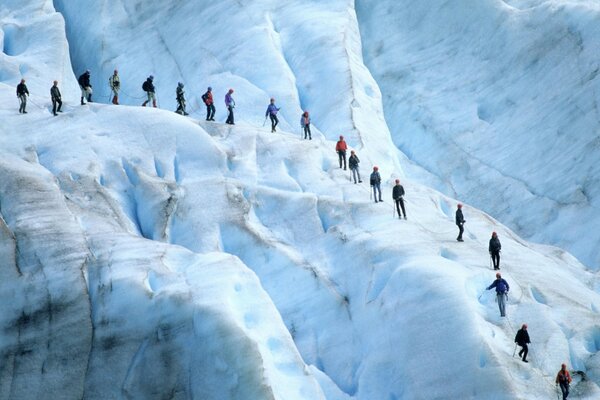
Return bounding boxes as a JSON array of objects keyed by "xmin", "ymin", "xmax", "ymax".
[
  {"xmin": 487, "ymin": 272, "xmax": 509, "ymax": 317},
  {"xmin": 266, "ymin": 98, "xmax": 280, "ymax": 132}
]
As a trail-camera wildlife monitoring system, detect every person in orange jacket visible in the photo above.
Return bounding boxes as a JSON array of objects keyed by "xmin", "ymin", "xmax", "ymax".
[
  {"xmin": 555, "ymin": 363, "xmax": 572, "ymax": 400},
  {"xmin": 335, "ymin": 135, "xmax": 348, "ymax": 170}
]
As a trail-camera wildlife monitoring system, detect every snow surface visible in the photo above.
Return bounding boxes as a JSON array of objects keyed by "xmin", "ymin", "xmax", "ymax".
[{"xmin": 0, "ymin": 0, "xmax": 600, "ymax": 399}]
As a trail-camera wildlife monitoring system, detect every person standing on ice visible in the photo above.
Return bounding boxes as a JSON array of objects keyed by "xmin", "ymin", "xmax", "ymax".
[
  {"xmin": 336, "ymin": 135, "xmax": 348, "ymax": 170},
  {"xmin": 392, "ymin": 179, "xmax": 407, "ymax": 219},
  {"xmin": 142, "ymin": 75, "xmax": 157, "ymax": 108},
  {"xmin": 266, "ymin": 98, "xmax": 280, "ymax": 132},
  {"xmin": 489, "ymin": 231, "xmax": 501, "ymax": 270},
  {"xmin": 202, "ymin": 87, "xmax": 215, "ymax": 121},
  {"xmin": 300, "ymin": 111, "xmax": 311, "ymax": 139},
  {"xmin": 370, "ymin": 166, "xmax": 382, "ymax": 203},
  {"xmin": 175, "ymin": 82, "xmax": 188, "ymax": 115},
  {"xmin": 514, "ymin": 324, "xmax": 530, "ymax": 363},
  {"xmin": 108, "ymin": 69, "xmax": 120, "ymax": 105},
  {"xmin": 455, "ymin": 203, "xmax": 465, "ymax": 242},
  {"xmin": 225, "ymin": 88, "xmax": 235, "ymax": 125},
  {"xmin": 486, "ymin": 272, "xmax": 509, "ymax": 317},
  {"xmin": 16, "ymin": 78, "xmax": 29, "ymax": 114},
  {"xmin": 348, "ymin": 150, "xmax": 361, "ymax": 184},
  {"xmin": 556, "ymin": 363, "xmax": 572, "ymax": 399},
  {"xmin": 50, "ymin": 80, "xmax": 62, "ymax": 116},
  {"xmin": 78, "ymin": 70, "xmax": 93, "ymax": 105}
]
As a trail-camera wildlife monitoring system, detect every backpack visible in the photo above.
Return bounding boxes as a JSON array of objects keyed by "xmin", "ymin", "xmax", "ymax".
[
  {"xmin": 201, "ymin": 93, "xmax": 209, "ymax": 103},
  {"xmin": 496, "ymin": 279, "xmax": 507, "ymax": 293},
  {"xmin": 142, "ymin": 80, "xmax": 149, "ymax": 92}
]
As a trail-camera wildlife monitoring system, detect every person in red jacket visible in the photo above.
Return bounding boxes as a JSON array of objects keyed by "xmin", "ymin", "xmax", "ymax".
[
  {"xmin": 335, "ymin": 135, "xmax": 348, "ymax": 170},
  {"xmin": 202, "ymin": 87, "xmax": 215, "ymax": 121},
  {"xmin": 556, "ymin": 364, "xmax": 572, "ymax": 400}
]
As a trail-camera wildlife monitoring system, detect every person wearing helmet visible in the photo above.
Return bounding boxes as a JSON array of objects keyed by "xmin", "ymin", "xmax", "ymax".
[
  {"xmin": 300, "ymin": 111, "xmax": 311, "ymax": 139},
  {"xmin": 335, "ymin": 135, "xmax": 348, "ymax": 169},
  {"xmin": 348, "ymin": 150, "xmax": 361, "ymax": 183},
  {"xmin": 489, "ymin": 232, "xmax": 502, "ymax": 270},
  {"xmin": 514, "ymin": 324, "xmax": 530, "ymax": 363},
  {"xmin": 16, "ymin": 78, "xmax": 29, "ymax": 113},
  {"xmin": 108, "ymin": 69, "xmax": 120, "ymax": 105},
  {"xmin": 175, "ymin": 82, "xmax": 188, "ymax": 115},
  {"xmin": 202, "ymin": 87, "xmax": 215, "ymax": 121},
  {"xmin": 225, "ymin": 89, "xmax": 235, "ymax": 125},
  {"xmin": 556, "ymin": 364, "xmax": 572, "ymax": 399},
  {"xmin": 392, "ymin": 179, "xmax": 406, "ymax": 219},
  {"xmin": 456, "ymin": 203, "xmax": 465, "ymax": 242},
  {"xmin": 370, "ymin": 166, "xmax": 382, "ymax": 203},
  {"xmin": 142, "ymin": 75, "xmax": 156, "ymax": 108},
  {"xmin": 265, "ymin": 98, "xmax": 280, "ymax": 133},
  {"xmin": 486, "ymin": 272, "xmax": 509, "ymax": 317},
  {"xmin": 78, "ymin": 70, "xmax": 92, "ymax": 105},
  {"xmin": 50, "ymin": 80, "xmax": 62, "ymax": 116}
]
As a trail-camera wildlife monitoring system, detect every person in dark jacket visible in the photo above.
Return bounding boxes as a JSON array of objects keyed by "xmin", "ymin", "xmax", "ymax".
[
  {"xmin": 514, "ymin": 324, "xmax": 530, "ymax": 363},
  {"xmin": 392, "ymin": 179, "xmax": 406, "ymax": 219},
  {"xmin": 78, "ymin": 70, "xmax": 92, "ymax": 105},
  {"xmin": 370, "ymin": 166, "xmax": 382, "ymax": 203},
  {"xmin": 489, "ymin": 231, "xmax": 502, "ymax": 270},
  {"xmin": 50, "ymin": 80, "xmax": 62, "ymax": 116},
  {"xmin": 556, "ymin": 364, "xmax": 572, "ymax": 400},
  {"xmin": 336, "ymin": 135, "xmax": 348, "ymax": 169},
  {"xmin": 16, "ymin": 78, "xmax": 29, "ymax": 113},
  {"xmin": 202, "ymin": 87, "xmax": 215, "ymax": 121},
  {"xmin": 266, "ymin": 98, "xmax": 280, "ymax": 132},
  {"xmin": 486, "ymin": 272, "xmax": 509, "ymax": 317},
  {"xmin": 300, "ymin": 111, "xmax": 311, "ymax": 139},
  {"xmin": 142, "ymin": 76, "xmax": 156, "ymax": 108},
  {"xmin": 225, "ymin": 89, "xmax": 235, "ymax": 124},
  {"xmin": 348, "ymin": 150, "xmax": 361, "ymax": 184},
  {"xmin": 456, "ymin": 203, "xmax": 465, "ymax": 242},
  {"xmin": 175, "ymin": 82, "xmax": 188, "ymax": 115}
]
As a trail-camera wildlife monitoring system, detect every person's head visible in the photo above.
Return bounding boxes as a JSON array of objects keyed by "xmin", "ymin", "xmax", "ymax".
[
  {"xmin": 178, "ymin": 82, "xmax": 184, "ymax": 88},
  {"xmin": 85, "ymin": 69, "xmax": 90, "ymax": 75},
  {"xmin": 339, "ymin": 135, "xmax": 344, "ymax": 140},
  {"xmin": 53, "ymin": 80, "xmax": 58, "ymax": 85},
  {"xmin": 373, "ymin": 166, "xmax": 379, "ymax": 171},
  {"xmin": 495, "ymin": 272, "xmax": 501, "ymax": 279},
  {"xmin": 303, "ymin": 110, "xmax": 309, "ymax": 116},
  {"xmin": 20, "ymin": 78, "xmax": 25, "ymax": 83},
  {"xmin": 149, "ymin": 75, "xmax": 154, "ymax": 81},
  {"xmin": 457, "ymin": 203, "xmax": 463, "ymax": 209},
  {"xmin": 492, "ymin": 231, "xmax": 497, "ymax": 237},
  {"xmin": 395, "ymin": 179, "xmax": 400, "ymax": 184},
  {"xmin": 350, "ymin": 150, "xmax": 355, "ymax": 155},
  {"xmin": 522, "ymin": 324, "xmax": 527, "ymax": 329},
  {"xmin": 561, "ymin": 363, "xmax": 567, "ymax": 370},
  {"xmin": 208, "ymin": 86, "xmax": 212, "ymax": 91},
  {"xmin": 270, "ymin": 97, "xmax": 275, "ymax": 103},
  {"xmin": 228, "ymin": 88, "xmax": 234, "ymax": 93},
  {"xmin": 114, "ymin": 69, "xmax": 118, "ymax": 74}
]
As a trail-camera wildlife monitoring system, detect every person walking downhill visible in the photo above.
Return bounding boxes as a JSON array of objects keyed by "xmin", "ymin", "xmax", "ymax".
[
  {"xmin": 142, "ymin": 76, "xmax": 157, "ymax": 107},
  {"xmin": 266, "ymin": 98, "xmax": 280, "ymax": 132},
  {"xmin": 50, "ymin": 80, "xmax": 62, "ymax": 116},
  {"xmin": 556, "ymin": 364, "xmax": 572, "ymax": 400},
  {"xmin": 202, "ymin": 87, "xmax": 215, "ymax": 121},
  {"xmin": 348, "ymin": 150, "xmax": 361, "ymax": 184},
  {"xmin": 16, "ymin": 78, "xmax": 29, "ymax": 114},
  {"xmin": 486, "ymin": 272, "xmax": 509, "ymax": 317},
  {"xmin": 456, "ymin": 203, "xmax": 465, "ymax": 242},
  {"xmin": 78, "ymin": 70, "xmax": 93, "ymax": 105},
  {"xmin": 175, "ymin": 82, "xmax": 188, "ymax": 115},
  {"xmin": 336, "ymin": 135, "xmax": 348, "ymax": 170},
  {"xmin": 300, "ymin": 111, "xmax": 311, "ymax": 139},
  {"xmin": 225, "ymin": 89, "xmax": 235, "ymax": 125},
  {"xmin": 108, "ymin": 69, "xmax": 120, "ymax": 105},
  {"xmin": 489, "ymin": 232, "xmax": 502, "ymax": 270},
  {"xmin": 370, "ymin": 166, "xmax": 382, "ymax": 203},
  {"xmin": 392, "ymin": 179, "xmax": 407, "ymax": 219},
  {"xmin": 514, "ymin": 324, "xmax": 530, "ymax": 363}
]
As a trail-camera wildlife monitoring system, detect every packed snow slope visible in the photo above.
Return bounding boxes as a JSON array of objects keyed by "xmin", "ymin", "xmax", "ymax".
[{"xmin": 356, "ymin": 0, "xmax": 600, "ymax": 269}]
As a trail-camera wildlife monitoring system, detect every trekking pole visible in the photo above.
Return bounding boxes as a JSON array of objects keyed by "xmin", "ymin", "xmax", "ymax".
[
  {"xmin": 369, "ymin": 187, "xmax": 372, "ymax": 201},
  {"xmin": 393, "ymin": 202, "xmax": 396, "ymax": 218},
  {"xmin": 512, "ymin": 343, "xmax": 517, "ymax": 358},
  {"xmin": 263, "ymin": 116, "xmax": 267, "ymax": 127},
  {"xmin": 490, "ymin": 255, "xmax": 493, "ymax": 270}
]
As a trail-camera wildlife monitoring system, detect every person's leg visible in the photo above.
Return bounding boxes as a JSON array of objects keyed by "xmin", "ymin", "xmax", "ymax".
[
  {"xmin": 356, "ymin": 167, "xmax": 361, "ymax": 182},
  {"xmin": 273, "ymin": 114, "xmax": 278, "ymax": 130},
  {"xmin": 395, "ymin": 199, "xmax": 401, "ymax": 217},
  {"xmin": 52, "ymin": 99, "xmax": 57, "ymax": 115},
  {"xmin": 457, "ymin": 224, "xmax": 464, "ymax": 240},
  {"xmin": 151, "ymin": 93, "xmax": 156, "ymax": 108},
  {"xmin": 210, "ymin": 104, "xmax": 215, "ymax": 120},
  {"xmin": 342, "ymin": 153, "xmax": 347, "ymax": 170},
  {"xmin": 303, "ymin": 126, "xmax": 308, "ymax": 139},
  {"xmin": 142, "ymin": 92, "xmax": 150, "ymax": 107},
  {"xmin": 57, "ymin": 98, "xmax": 62, "ymax": 112},
  {"xmin": 81, "ymin": 87, "xmax": 86, "ymax": 104},
  {"xmin": 206, "ymin": 105, "xmax": 211, "ymax": 120},
  {"xmin": 498, "ymin": 293, "xmax": 506, "ymax": 317},
  {"xmin": 87, "ymin": 87, "xmax": 92, "ymax": 102},
  {"xmin": 270, "ymin": 115, "xmax": 276, "ymax": 132},
  {"xmin": 377, "ymin": 184, "xmax": 382, "ymax": 201},
  {"xmin": 400, "ymin": 198, "xmax": 406, "ymax": 218},
  {"xmin": 352, "ymin": 168, "xmax": 357, "ymax": 183},
  {"xmin": 521, "ymin": 344, "xmax": 528, "ymax": 361},
  {"xmin": 372, "ymin": 186, "xmax": 377, "ymax": 202},
  {"xmin": 307, "ymin": 125, "xmax": 311, "ymax": 139},
  {"xmin": 338, "ymin": 152, "xmax": 343, "ymax": 168}
]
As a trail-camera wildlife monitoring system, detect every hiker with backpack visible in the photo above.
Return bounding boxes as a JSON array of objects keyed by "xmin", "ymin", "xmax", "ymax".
[
  {"xmin": 175, "ymin": 82, "xmax": 188, "ymax": 115},
  {"xmin": 348, "ymin": 150, "xmax": 361, "ymax": 184},
  {"xmin": 266, "ymin": 98, "xmax": 280, "ymax": 132},
  {"xmin": 78, "ymin": 70, "xmax": 93, "ymax": 105},
  {"xmin": 108, "ymin": 69, "xmax": 120, "ymax": 105},
  {"xmin": 16, "ymin": 78, "xmax": 29, "ymax": 114},
  {"xmin": 556, "ymin": 364, "xmax": 572, "ymax": 400},
  {"xmin": 489, "ymin": 232, "xmax": 502, "ymax": 270},
  {"xmin": 514, "ymin": 324, "xmax": 530, "ymax": 363},
  {"xmin": 392, "ymin": 179, "xmax": 407, "ymax": 219},
  {"xmin": 225, "ymin": 89, "xmax": 235, "ymax": 125},
  {"xmin": 142, "ymin": 76, "xmax": 157, "ymax": 107},
  {"xmin": 300, "ymin": 111, "xmax": 311, "ymax": 139},
  {"xmin": 202, "ymin": 87, "xmax": 215, "ymax": 121},
  {"xmin": 50, "ymin": 80, "xmax": 62, "ymax": 116},
  {"xmin": 336, "ymin": 135, "xmax": 348, "ymax": 170},
  {"xmin": 370, "ymin": 166, "xmax": 382, "ymax": 203},
  {"xmin": 456, "ymin": 203, "xmax": 465, "ymax": 242},
  {"xmin": 486, "ymin": 272, "xmax": 509, "ymax": 317}
]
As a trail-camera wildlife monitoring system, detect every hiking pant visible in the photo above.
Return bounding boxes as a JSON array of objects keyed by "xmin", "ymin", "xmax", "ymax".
[
  {"xmin": 269, "ymin": 114, "xmax": 279, "ymax": 132},
  {"xmin": 457, "ymin": 223, "xmax": 464, "ymax": 240},
  {"xmin": 496, "ymin": 292, "xmax": 507, "ymax": 317},
  {"xmin": 226, "ymin": 106, "xmax": 234, "ymax": 124},
  {"xmin": 303, "ymin": 125, "xmax": 311, "ymax": 139},
  {"xmin": 338, "ymin": 151, "xmax": 346, "ymax": 169},
  {"xmin": 206, "ymin": 104, "xmax": 215, "ymax": 120},
  {"xmin": 395, "ymin": 198, "xmax": 406, "ymax": 218},
  {"xmin": 518, "ymin": 344, "xmax": 528, "ymax": 361},
  {"xmin": 18, "ymin": 94, "xmax": 27, "ymax": 113},
  {"xmin": 491, "ymin": 251, "xmax": 500, "ymax": 269},
  {"xmin": 80, "ymin": 86, "xmax": 92, "ymax": 103},
  {"xmin": 559, "ymin": 382, "xmax": 569, "ymax": 399},
  {"xmin": 52, "ymin": 98, "xmax": 62, "ymax": 115},
  {"xmin": 351, "ymin": 166, "xmax": 361, "ymax": 183},
  {"xmin": 111, "ymin": 87, "xmax": 119, "ymax": 104},
  {"xmin": 176, "ymin": 99, "xmax": 186, "ymax": 114},
  {"xmin": 372, "ymin": 184, "xmax": 382, "ymax": 202},
  {"xmin": 143, "ymin": 92, "xmax": 156, "ymax": 107}
]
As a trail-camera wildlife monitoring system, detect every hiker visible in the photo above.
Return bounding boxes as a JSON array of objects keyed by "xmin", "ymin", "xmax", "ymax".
[
  {"xmin": 300, "ymin": 111, "xmax": 311, "ymax": 139},
  {"xmin": 50, "ymin": 80, "xmax": 62, "ymax": 116},
  {"xmin": 336, "ymin": 135, "xmax": 348, "ymax": 170},
  {"xmin": 16, "ymin": 78, "xmax": 29, "ymax": 114},
  {"xmin": 142, "ymin": 76, "xmax": 157, "ymax": 107},
  {"xmin": 392, "ymin": 179, "xmax": 407, "ymax": 219},
  {"xmin": 489, "ymin": 232, "xmax": 502, "ymax": 270},
  {"xmin": 556, "ymin": 364, "xmax": 572, "ymax": 400},
  {"xmin": 514, "ymin": 324, "xmax": 530, "ymax": 363},
  {"xmin": 370, "ymin": 166, "xmax": 382, "ymax": 203},
  {"xmin": 202, "ymin": 87, "xmax": 215, "ymax": 121},
  {"xmin": 456, "ymin": 203, "xmax": 465, "ymax": 242},
  {"xmin": 348, "ymin": 150, "xmax": 361, "ymax": 184},
  {"xmin": 266, "ymin": 98, "xmax": 280, "ymax": 132},
  {"xmin": 108, "ymin": 69, "xmax": 120, "ymax": 105},
  {"xmin": 175, "ymin": 82, "xmax": 188, "ymax": 115},
  {"xmin": 78, "ymin": 70, "xmax": 93, "ymax": 105},
  {"xmin": 225, "ymin": 89, "xmax": 235, "ymax": 125},
  {"xmin": 486, "ymin": 272, "xmax": 509, "ymax": 317}
]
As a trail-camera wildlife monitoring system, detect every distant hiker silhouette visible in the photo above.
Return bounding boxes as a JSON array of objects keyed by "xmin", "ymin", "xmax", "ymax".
[
  {"xmin": 455, "ymin": 204, "xmax": 465, "ymax": 242},
  {"xmin": 17, "ymin": 78, "xmax": 29, "ymax": 114}
]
